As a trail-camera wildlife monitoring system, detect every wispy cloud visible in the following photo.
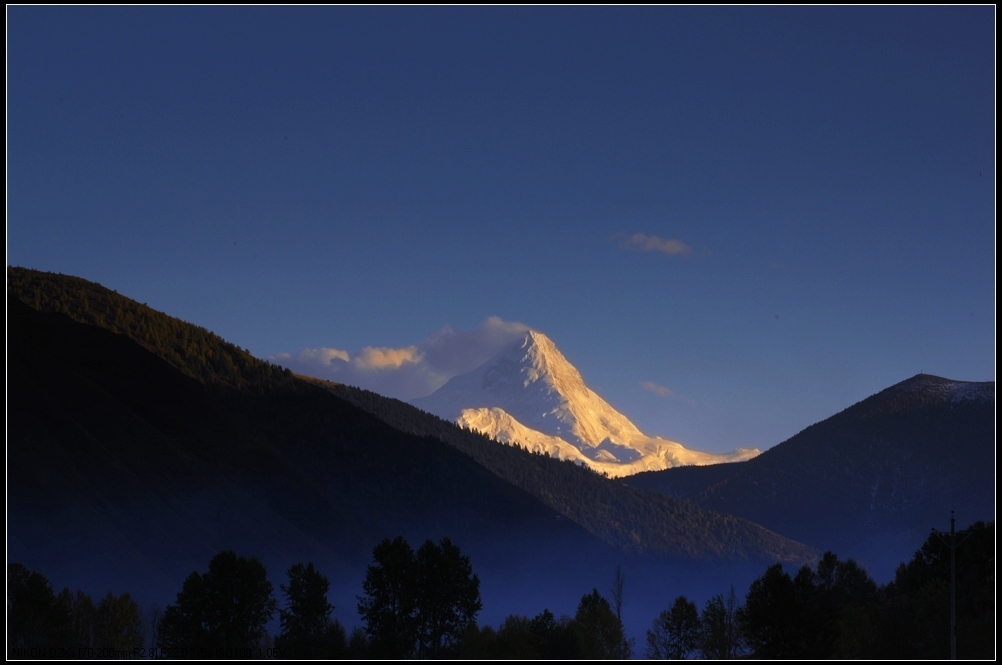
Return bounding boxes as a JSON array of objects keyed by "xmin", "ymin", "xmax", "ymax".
[
  {"xmin": 268, "ymin": 317, "xmax": 530, "ymax": 400},
  {"xmin": 641, "ymin": 381, "xmax": 676, "ymax": 397},
  {"xmin": 270, "ymin": 346, "xmax": 349, "ymax": 367},
  {"xmin": 612, "ymin": 233, "xmax": 693, "ymax": 256}
]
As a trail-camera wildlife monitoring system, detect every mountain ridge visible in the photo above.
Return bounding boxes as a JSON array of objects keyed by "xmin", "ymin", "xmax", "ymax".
[{"xmin": 625, "ymin": 372, "xmax": 995, "ymax": 579}]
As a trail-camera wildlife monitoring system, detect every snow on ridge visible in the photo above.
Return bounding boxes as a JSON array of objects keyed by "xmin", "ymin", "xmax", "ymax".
[
  {"xmin": 949, "ymin": 381, "xmax": 995, "ymax": 403},
  {"xmin": 898, "ymin": 374, "xmax": 995, "ymax": 403},
  {"xmin": 456, "ymin": 406, "xmax": 758, "ymax": 478}
]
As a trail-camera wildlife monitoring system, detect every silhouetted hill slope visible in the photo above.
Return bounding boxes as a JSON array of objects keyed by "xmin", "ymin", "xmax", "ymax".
[
  {"xmin": 307, "ymin": 379, "xmax": 815, "ymax": 564},
  {"xmin": 8, "ymin": 267, "xmax": 287, "ymax": 388},
  {"xmin": 7, "ymin": 291, "xmax": 603, "ymax": 602},
  {"xmin": 626, "ymin": 375, "xmax": 995, "ymax": 578}
]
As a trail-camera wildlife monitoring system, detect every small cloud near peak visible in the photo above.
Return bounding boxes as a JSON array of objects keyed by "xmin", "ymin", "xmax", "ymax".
[
  {"xmin": 641, "ymin": 381, "xmax": 676, "ymax": 397},
  {"xmin": 355, "ymin": 346, "xmax": 421, "ymax": 370},
  {"xmin": 612, "ymin": 233, "xmax": 693, "ymax": 256},
  {"xmin": 483, "ymin": 315, "xmax": 531, "ymax": 336}
]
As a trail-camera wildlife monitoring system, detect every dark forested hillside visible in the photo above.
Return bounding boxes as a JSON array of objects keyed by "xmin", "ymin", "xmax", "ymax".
[
  {"xmin": 8, "ymin": 286, "xmax": 605, "ymax": 607},
  {"xmin": 7, "ymin": 267, "xmax": 814, "ymax": 568},
  {"xmin": 8, "ymin": 267, "xmax": 288, "ymax": 388}
]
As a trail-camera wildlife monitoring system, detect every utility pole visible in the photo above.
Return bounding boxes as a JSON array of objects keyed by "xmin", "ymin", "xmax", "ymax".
[
  {"xmin": 931, "ymin": 510, "xmax": 969, "ymax": 660},
  {"xmin": 949, "ymin": 511, "xmax": 956, "ymax": 661}
]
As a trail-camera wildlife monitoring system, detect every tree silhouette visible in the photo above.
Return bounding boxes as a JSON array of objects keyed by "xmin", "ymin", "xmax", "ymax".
[
  {"xmin": 58, "ymin": 588, "xmax": 97, "ymax": 650},
  {"xmin": 806, "ymin": 551, "xmax": 877, "ymax": 657},
  {"xmin": 413, "ymin": 537, "xmax": 482, "ymax": 657},
  {"xmin": 647, "ymin": 595, "xmax": 700, "ymax": 659},
  {"xmin": 158, "ymin": 551, "xmax": 277, "ymax": 655},
  {"xmin": 357, "ymin": 536, "xmax": 418, "ymax": 658},
  {"xmin": 7, "ymin": 563, "xmax": 72, "ymax": 656},
  {"xmin": 573, "ymin": 589, "xmax": 631, "ymax": 659},
  {"xmin": 738, "ymin": 563, "xmax": 801, "ymax": 658},
  {"xmin": 529, "ymin": 608, "xmax": 579, "ymax": 659},
  {"xmin": 95, "ymin": 592, "xmax": 144, "ymax": 653},
  {"xmin": 740, "ymin": 553, "xmax": 878, "ymax": 659},
  {"xmin": 698, "ymin": 587, "xmax": 744, "ymax": 659},
  {"xmin": 357, "ymin": 536, "xmax": 481, "ymax": 658},
  {"xmin": 276, "ymin": 562, "xmax": 345, "ymax": 659}
]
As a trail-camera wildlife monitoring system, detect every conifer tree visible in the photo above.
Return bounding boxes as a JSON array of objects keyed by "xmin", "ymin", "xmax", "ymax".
[{"xmin": 276, "ymin": 563, "xmax": 345, "ymax": 659}]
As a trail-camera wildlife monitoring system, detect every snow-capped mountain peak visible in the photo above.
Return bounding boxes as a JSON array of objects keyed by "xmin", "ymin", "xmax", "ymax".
[{"xmin": 413, "ymin": 330, "xmax": 758, "ymax": 477}]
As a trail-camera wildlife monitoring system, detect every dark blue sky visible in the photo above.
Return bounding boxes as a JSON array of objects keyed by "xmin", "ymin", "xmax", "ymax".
[{"xmin": 8, "ymin": 6, "xmax": 994, "ymax": 453}]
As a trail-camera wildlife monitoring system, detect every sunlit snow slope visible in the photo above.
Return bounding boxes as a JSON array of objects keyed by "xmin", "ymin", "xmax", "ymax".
[{"xmin": 412, "ymin": 330, "xmax": 758, "ymax": 477}]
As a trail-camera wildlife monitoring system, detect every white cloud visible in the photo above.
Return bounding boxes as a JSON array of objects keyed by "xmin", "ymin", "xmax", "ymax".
[
  {"xmin": 355, "ymin": 346, "xmax": 421, "ymax": 370},
  {"xmin": 268, "ymin": 317, "xmax": 530, "ymax": 400},
  {"xmin": 612, "ymin": 232, "xmax": 693, "ymax": 256},
  {"xmin": 641, "ymin": 381, "xmax": 676, "ymax": 397}
]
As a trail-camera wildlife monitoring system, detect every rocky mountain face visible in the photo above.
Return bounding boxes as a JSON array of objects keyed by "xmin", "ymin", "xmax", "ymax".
[{"xmin": 413, "ymin": 330, "xmax": 758, "ymax": 477}]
